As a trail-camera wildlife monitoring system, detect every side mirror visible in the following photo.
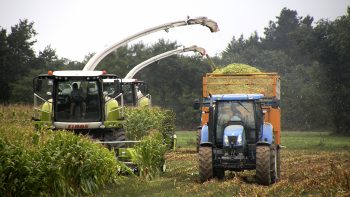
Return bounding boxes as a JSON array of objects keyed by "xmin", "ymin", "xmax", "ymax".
[
  {"xmin": 114, "ymin": 79, "xmax": 122, "ymax": 94},
  {"xmin": 34, "ymin": 78, "xmax": 43, "ymax": 92},
  {"xmin": 193, "ymin": 99, "xmax": 200, "ymax": 110}
]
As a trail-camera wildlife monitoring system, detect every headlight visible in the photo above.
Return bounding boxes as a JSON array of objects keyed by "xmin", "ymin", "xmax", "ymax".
[
  {"xmin": 224, "ymin": 135, "xmax": 229, "ymax": 146},
  {"xmin": 237, "ymin": 134, "xmax": 242, "ymax": 145}
]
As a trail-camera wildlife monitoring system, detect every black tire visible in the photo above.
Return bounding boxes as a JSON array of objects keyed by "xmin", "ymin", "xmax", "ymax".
[
  {"xmin": 196, "ymin": 129, "xmax": 201, "ymax": 153},
  {"xmin": 104, "ymin": 128, "xmax": 126, "ymax": 150},
  {"xmin": 214, "ymin": 168, "xmax": 225, "ymax": 180},
  {"xmin": 270, "ymin": 145, "xmax": 277, "ymax": 183},
  {"xmin": 199, "ymin": 146, "xmax": 213, "ymax": 183},
  {"xmin": 276, "ymin": 146, "xmax": 281, "ymax": 181},
  {"xmin": 256, "ymin": 145, "xmax": 271, "ymax": 185},
  {"xmin": 114, "ymin": 129, "xmax": 126, "ymax": 149},
  {"xmin": 270, "ymin": 145, "xmax": 281, "ymax": 183}
]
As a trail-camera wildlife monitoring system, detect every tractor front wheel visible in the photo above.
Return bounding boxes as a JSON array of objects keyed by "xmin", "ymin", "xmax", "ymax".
[{"xmin": 199, "ymin": 146, "xmax": 213, "ymax": 183}]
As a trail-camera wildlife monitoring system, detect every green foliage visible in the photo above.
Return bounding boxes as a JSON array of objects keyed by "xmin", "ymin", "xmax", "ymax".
[
  {"xmin": 125, "ymin": 107, "xmax": 175, "ymax": 179},
  {"xmin": 0, "ymin": 105, "xmax": 127, "ymax": 196},
  {"xmin": 219, "ymin": 8, "xmax": 350, "ymax": 131},
  {"xmin": 37, "ymin": 131, "xmax": 121, "ymax": 196},
  {"xmin": 0, "ymin": 130, "xmax": 126, "ymax": 196},
  {"xmin": 0, "ymin": 20, "xmax": 83, "ymax": 103},
  {"xmin": 212, "ymin": 63, "xmax": 261, "ymax": 74},
  {"xmin": 125, "ymin": 107, "xmax": 175, "ymax": 142},
  {"xmin": 310, "ymin": 8, "xmax": 350, "ymax": 133},
  {"xmin": 133, "ymin": 131, "xmax": 167, "ymax": 180}
]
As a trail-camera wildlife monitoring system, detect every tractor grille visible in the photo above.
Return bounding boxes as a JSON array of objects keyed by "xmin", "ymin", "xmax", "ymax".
[{"xmin": 227, "ymin": 136, "xmax": 238, "ymax": 145}]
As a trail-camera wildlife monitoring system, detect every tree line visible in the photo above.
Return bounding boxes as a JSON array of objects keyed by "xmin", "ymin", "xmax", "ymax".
[{"xmin": 1, "ymin": 7, "xmax": 349, "ymax": 133}]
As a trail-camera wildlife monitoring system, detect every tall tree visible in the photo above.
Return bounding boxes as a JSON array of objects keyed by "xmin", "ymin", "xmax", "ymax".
[
  {"xmin": 311, "ymin": 7, "xmax": 350, "ymax": 133},
  {"xmin": 0, "ymin": 19, "xmax": 37, "ymax": 103},
  {"xmin": 221, "ymin": 8, "xmax": 332, "ymax": 130}
]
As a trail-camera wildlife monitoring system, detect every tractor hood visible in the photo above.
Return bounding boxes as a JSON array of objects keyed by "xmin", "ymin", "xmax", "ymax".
[{"xmin": 223, "ymin": 125, "xmax": 245, "ymax": 147}]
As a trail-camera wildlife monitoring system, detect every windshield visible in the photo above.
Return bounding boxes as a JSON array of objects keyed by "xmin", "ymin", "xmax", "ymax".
[
  {"xmin": 122, "ymin": 83, "xmax": 135, "ymax": 106},
  {"xmin": 55, "ymin": 78, "xmax": 101, "ymax": 122},
  {"xmin": 216, "ymin": 101, "xmax": 255, "ymax": 141}
]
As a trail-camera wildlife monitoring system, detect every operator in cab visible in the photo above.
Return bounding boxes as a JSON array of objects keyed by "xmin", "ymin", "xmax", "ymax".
[{"xmin": 70, "ymin": 83, "xmax": 86, "ymax": 119}]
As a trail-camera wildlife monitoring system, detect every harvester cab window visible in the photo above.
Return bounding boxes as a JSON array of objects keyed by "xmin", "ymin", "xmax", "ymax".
[
  {"xmin": 136, "ymin": 82, "xmax": 148, "ymax": 97},
  {"xmin": 33, "ymin": 77, "xmax": 54, "ymax": 121},
  {"xmin": 55, "ymin": 79, "xmax": 101, "ymax": 122},
  {"xmin": 103, "ymin": 82, "xmax": 117, "ymax": 98},
  {"xmin": 33, "ymin": 77, "xmax": 53, "ymax": 101},
  {"xmin": 122, "ymin": 83, "xmax": 135, "ymax": 106}
]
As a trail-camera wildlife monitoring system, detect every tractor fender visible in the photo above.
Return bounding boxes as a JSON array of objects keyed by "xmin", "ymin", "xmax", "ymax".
[
  {"xmin": 200, "ymin": 125, "xmax": 212, "ymax": 146},
  {"xmin": 258, "ymin": 123, "xmax": 274, "ymax": 145}
]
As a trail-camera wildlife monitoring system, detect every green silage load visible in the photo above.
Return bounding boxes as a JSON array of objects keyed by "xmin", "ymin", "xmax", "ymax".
[
  {"xmin": 212, "ymin": 63, "xmax": 261, "ymax": 74},
  {"xmin": 206, "ymin": 63, "xmax": 276, "ymax": 96}
]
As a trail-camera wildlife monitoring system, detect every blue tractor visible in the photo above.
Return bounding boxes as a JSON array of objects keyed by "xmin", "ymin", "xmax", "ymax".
[{"xmin": 195, "ymin": 94, "xmax": 281, "ymax": 185}]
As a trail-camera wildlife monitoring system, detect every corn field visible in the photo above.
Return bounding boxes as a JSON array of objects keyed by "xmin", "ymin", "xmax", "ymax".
[{"xmin": 1, "ymin": 105, "xmax": 349, "ymax": 196}]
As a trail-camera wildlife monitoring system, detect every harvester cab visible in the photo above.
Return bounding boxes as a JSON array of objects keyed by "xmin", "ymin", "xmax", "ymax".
[
  {"xmin": 102, "ymin": 78, "xmax": 151, "ymax": 107},
  {"xmin": 197, "ymin": 93, "xmax": 280, "ymax": 185},
  {"xmin": 32, "ymin": 70, "xmax": 126, "ymax": 149}
]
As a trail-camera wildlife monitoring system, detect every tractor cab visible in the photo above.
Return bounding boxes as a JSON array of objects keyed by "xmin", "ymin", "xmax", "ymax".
[
  {"xmin": 103, "ymin": 78, "xmax": 151, "ymax": 107},
  {"xmin": 213, "ymin": 94, "xmax": 264, "ymax": 148}
]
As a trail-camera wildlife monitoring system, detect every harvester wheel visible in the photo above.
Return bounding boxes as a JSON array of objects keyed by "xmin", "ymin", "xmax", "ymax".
[
  {"xmin": 199, "ymin": 146, "xmax": 213, "ymax": 183},
  {"xmin": 256, "ymin": 145, "xmax": 271, "ymax": 185},
  {"xmin": 114, "ymin": 129, "xmax": 126, "ymax": 149},
  {"xmin": 104, "ymin": 128, "xmax": 126, "ymax": 150},
  {"xmin": 214, "ymin": 168, "xmax": 225, "ymax": 180}
]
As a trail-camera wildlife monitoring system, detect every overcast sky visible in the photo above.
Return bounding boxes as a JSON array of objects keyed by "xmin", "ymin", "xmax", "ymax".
[{"xmin": 0, "ymin": 0, "xmax": 349, "ymax": 61}]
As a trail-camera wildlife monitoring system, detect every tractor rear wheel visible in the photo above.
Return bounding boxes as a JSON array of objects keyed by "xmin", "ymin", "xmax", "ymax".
[
  {"xmin": 270, "ymin": 145, "xmax": 281, "ymax": 183},
  {"xmin": 270, "ymin": 145, "xmax": 277, "ymax": 183},
  {"xmin": 276, "ymin": 146, "xmax": 281, "ymax": 181},
  {"xmin": 256, "ymin": 145, "xmax": 271, "ymax": 185},
  {"xmin": 199, "ymin": 146, "xmax": 213, "ymax": 182}
]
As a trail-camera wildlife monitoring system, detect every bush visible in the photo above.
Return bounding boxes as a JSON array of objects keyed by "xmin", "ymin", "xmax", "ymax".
[
  {"xmin": 132, "ymin": 131, "xmax": 167, "ymax": 180},
  {"xmin": 124, "ymin": 107, "xmax": 175, "ymax": 143}
]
